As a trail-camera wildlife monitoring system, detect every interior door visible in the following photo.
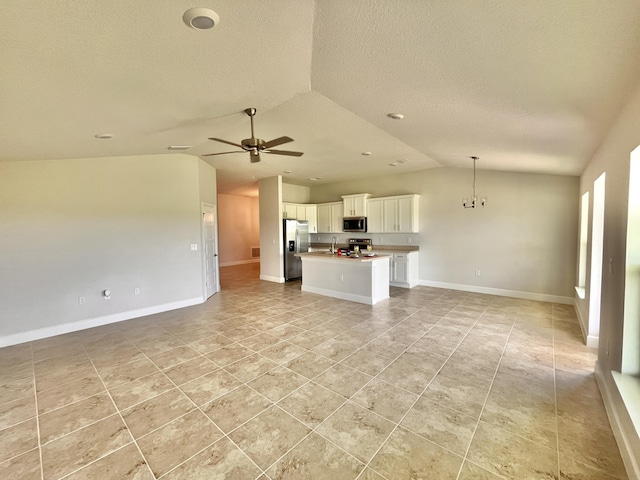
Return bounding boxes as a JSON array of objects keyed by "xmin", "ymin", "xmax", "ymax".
[{"xmin": 202, "ymin": 204, "xmax": 219, "ymax": 298}]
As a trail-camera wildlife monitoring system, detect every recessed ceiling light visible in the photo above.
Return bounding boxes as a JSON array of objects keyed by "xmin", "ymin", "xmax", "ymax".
[
  {"xmin": 94, "ymin": 133, "xmax": 113, "ymax": 139},
  {"xmin": 309, "ymin": 177, "xmax": 323, "ymax": 181},
  {"xmin": 387, "ymin": 113, "xmax": 404, "ymax": 120},
  {"xmin": 167, "ymin": 145, "xmax": 191, "ymax": 150},
  {"xmin": 389, "ymin": 163, "xmax": 398, "ymax": 167},
  {"xmin": 361, "ymin": 151, "xmax": 372, "ymax": 156},
  {"xmin": 183, "ymin": 8, "xmax": 220, "ymax": 30}
]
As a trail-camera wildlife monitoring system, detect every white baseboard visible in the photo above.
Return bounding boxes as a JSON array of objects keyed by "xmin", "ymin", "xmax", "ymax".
[
  {"xmin": 0, "ymin": 297, "xmax": 204, "ymax": 348},
  {"xmin": 220, "ymin": 259, "xmax": 260, "ymax": 267},
  {"xmin": 418, "ymin": 279, "xmax": 574, "ymax": 305},
  {"xmin": 301, "ymin": 285, "xmax": 388, "ymax": 305},
  {"xmin": 595, "ymin": 362, "xmax": 640, "ymax": 480},
  {"xmin": 586, "ymin": 335, "xmax": 600, "ymax": 349},
  {"xmin": 575, "ymin": 302, "xmax": 588, "ymax": 341},
  {"xmin": 260, "ymin": 274, "xmax": 284, "ymax": 283},
  {"xmin": 574, "ymin": 301, "xmax": 599, "ymax": 347}
]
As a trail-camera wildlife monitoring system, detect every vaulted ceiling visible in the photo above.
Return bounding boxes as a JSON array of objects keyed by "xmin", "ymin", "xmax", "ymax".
[{"xmin": 2, "ymin": 1, "xmax": 640, "ymax": 195}]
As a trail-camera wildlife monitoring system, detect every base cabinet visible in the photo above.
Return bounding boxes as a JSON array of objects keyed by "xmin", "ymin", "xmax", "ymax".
[{"xmin": 385, "ymin": 251, "xmax": 418, "ymax": 288}]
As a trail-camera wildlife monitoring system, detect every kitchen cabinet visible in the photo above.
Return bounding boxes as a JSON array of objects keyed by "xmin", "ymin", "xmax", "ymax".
[
  {"xmin": 397, "ymin": 195, "xmax": 418, "ymax": 232},
  {"xmin": 282, "ymin": 203, "xmax": 298, "ymax": 219},
  {"xmin": 305, "ymin": 204, "xmax": 318, "ymax": 233},
  {"xmin": 282, "ymin": 202, "xmax": 318, "ymax": 233},
  {"xmin": 366, "ymin": 198, "xmax": 384, "ymax": 232},
  {"xmin": 388, "ymin": 251, "xmax": 419, "ymax": 288},
  {"xmin": 367, "ymin": 194, "xmax": 419, "ymax": 233},
  {"xmin": 317, "ymin": 202, "xmax": 343, "ymax": 233},
  {"xmin": 342, "ymin": 194, "xmax": 370, "ymax": 217}
]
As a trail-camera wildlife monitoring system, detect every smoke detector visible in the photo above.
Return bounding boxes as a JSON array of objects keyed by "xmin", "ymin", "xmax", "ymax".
[{"xmin": 183, "ymin": 8, "xmax": 220, "ymax": 30}]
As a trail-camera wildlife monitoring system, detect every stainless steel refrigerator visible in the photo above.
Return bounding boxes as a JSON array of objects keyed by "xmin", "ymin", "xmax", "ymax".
[{"xmin": 283, "ymin": 219, "xmax": 309, "ymax": 281}]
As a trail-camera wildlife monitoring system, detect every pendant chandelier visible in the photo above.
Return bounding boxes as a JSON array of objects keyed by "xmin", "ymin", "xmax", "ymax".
[{"xmin": 462, "ymin": 156, "xmax": 487, "ymax": 208}]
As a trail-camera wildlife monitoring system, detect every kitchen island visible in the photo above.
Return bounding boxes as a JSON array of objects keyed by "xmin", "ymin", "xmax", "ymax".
[{"xmin": 295, "ymin": 252, "xmax": 390, "ymax": 305}]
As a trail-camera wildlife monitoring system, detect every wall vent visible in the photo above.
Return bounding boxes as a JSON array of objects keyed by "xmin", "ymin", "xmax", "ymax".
[{"xmin": 251, "ymin": 246, "xmax": 260, "ymax": 258}]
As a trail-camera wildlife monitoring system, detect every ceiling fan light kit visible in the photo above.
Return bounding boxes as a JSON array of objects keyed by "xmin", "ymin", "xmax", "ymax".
[{"xmin": 204, "ymin": 107, "xmax": 303, "ymax": 163}]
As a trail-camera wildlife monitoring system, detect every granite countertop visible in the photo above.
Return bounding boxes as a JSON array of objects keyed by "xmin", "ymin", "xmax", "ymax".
[{"xmin": 309, "ymin": 242, "xmax": 419, "ymax": 252}]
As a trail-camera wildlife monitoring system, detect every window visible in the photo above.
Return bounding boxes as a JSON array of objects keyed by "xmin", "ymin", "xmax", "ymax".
[
  {"xmin": 587, "ymin": 173, "xmax": 605, "ymax": 346},
  {"xmin": 623, "ymin": 146, "xmax": 640, "ymax": 376},
  {"xmin": 615, "ymin": 145, "xmax": 640, "ymax": 442}
]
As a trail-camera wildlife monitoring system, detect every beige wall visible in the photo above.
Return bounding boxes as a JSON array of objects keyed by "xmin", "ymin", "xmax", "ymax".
[
  {"xmin": 217, "ymin": 194, "xmax": 260, "ymax": 266},
  {"xmin": 259, "ymin": 176, "xmax": 284, "ymax": 282},
  {"xmin": 282, "ymin": 183, "xmax": 311, "ymax": 203},
  {"xmin": 577, "ymin": 78, "xmax": 640, "ymax": 472},
  {"xmin": 0, "ymin": 154, "xmax": 216, "ymax": 345},
  {"xmin": 311, "ymin": 167, "xmax": 579, "ymax": 300}
]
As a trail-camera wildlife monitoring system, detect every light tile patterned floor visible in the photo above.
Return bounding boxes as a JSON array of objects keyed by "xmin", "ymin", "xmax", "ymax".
[{"xmin": 0, "ymin": 263, "xmax": 628, "ymax": 479}]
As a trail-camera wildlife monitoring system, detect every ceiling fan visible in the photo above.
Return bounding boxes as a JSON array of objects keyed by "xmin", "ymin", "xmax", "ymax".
[{"xmin": 203, "ymin": 108, "xmax": 303, "ymax": 163}]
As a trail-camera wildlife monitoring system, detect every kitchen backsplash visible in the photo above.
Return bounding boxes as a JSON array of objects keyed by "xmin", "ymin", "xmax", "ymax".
[{"xmin": 313, "ymin": 233, "xmax": 420, "ymax": 247}]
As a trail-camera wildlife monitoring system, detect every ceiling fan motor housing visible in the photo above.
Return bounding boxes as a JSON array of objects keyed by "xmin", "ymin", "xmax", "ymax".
[{"xmin": 242, "ymin": 138, "xmax": 264, "ymax": 150}]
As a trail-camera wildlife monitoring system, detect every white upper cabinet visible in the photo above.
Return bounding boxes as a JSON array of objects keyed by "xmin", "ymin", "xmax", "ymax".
[
  {"xmin": 282, "ymin": 202, "xmax": 318, "ymax": 233},
  {"xmin": 317, "ymin": 202, "xmax": 343, "ymax": 233},
  {"xmin": 282, "ymin": 203, "xmax": 297, "ymax": 219},
  {"xmin": 342, "ymin": 194, "xmax": 370, "ymax": 217},
  {"xmin": 366, "ymin": 198, "xmax": 384, "ymax": 233},
  {"xmin": 397, "ymin": 195, "xmax": 417, "ymax": 232},
  {"xmin": 366, "ymin": 194, "xmax": 419, "ymax": 233},
  {"xmin": 331, "ymin": 203, "xmax": 344, "ymax": 233},
  {"xmin": 305, "ymin": 204, "xmax": 318, "ymax": 233},
  {"xmin": 383, "ymin": 198, "xmax": 398, "ymax": 232}
]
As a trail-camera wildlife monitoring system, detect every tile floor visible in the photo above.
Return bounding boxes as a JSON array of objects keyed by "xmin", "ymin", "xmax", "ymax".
[{"xmin": 0, "ymin": 263, "xmax": 629, "ymax": 480}]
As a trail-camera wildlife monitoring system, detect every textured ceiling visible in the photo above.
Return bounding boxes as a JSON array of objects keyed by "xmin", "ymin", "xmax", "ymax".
[{"xmin": 2, "ymin": 1, "xmax": 640, "ymax": 196}]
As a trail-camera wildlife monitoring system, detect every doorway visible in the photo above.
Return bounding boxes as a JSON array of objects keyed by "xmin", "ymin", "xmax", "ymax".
[{"xmin": 202, "ymin": 203, "xmax": 220, "ymax": 298}]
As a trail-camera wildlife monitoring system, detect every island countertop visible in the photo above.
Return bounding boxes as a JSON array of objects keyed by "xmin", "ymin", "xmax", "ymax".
[
  {"xmin": 309, "ymin": 242, "xmax": 419, "ymax": 252},
  {"xmin": 295, "ymin": 252, "xmax": 390, "ymax": 263}
]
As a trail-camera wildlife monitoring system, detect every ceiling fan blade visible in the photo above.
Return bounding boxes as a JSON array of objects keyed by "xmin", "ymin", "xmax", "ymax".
[
  {"xmin": 201, "ymin": 150, "xmax": 245, "ymax": 156},
  {"xmin": 261, "ymin": 136, "xmax": 294, "ymax": 149},
  {"xmin": 209, "ymin": 137, "xmax": 245, "ymax": 149},
  {"xmin": 265, "ymin": 149, "xmax": 304, "ymax": 157}
]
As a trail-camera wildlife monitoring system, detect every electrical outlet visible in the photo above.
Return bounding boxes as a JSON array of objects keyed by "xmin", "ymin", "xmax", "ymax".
[
  {"xmin": 78, "ymin": 296, "xmax": 86, "ymax": 305},
  {"xmin": 379, "ymin": 237, "xmax": 384, "ymax": 243},
  {"xmin": 340, "ymin": 274, "xmax": 344, "ymax": 282},
  {"xmin": 408, "ymin": 237, "xmax": 412, "ymax": 243},
  {"xmin": 134, "ymin": 288, "xmax": 141, "ymax": 296},
  {"xmin": 475, "ymin": 269, "xmax": 481, "ymax": 276}
]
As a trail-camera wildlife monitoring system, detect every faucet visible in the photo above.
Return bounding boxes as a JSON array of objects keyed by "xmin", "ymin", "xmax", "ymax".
[{"xmin": 331, "ymin": 236, "xmax": 337, "ymax": 254}]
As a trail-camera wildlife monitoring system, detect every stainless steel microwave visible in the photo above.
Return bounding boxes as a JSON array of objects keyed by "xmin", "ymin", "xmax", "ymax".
[{"xmin": 343, "ymin": 217, "xmax": 367, "ymax": 232}]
